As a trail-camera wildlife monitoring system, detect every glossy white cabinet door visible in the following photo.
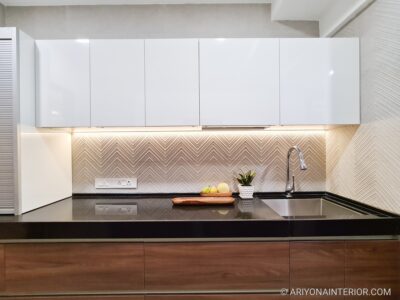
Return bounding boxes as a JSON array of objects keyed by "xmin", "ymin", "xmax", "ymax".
[
  {"xmin": 199, "ymin": 39, "xmax": 280, "ymax": 126},
  {"xmin": 145, "ymin": 39, "xmax": 199, "ymax": 126},
  {"xmin": 280, "ymin": 38, "xmax": 360, "ymax": 125},
  {"xmin": 36, "ymin": 40, "xmax": 91, "ymax": 127},
  {"xmin": 90, "ymin": 40, "xmax": 145, "ymax": 127}
]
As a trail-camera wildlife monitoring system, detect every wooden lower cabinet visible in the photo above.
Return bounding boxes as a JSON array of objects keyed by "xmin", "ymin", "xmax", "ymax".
[
  {"xmin": 290, "ymin": 241, "xmax": 345, "ymax": 289},
  {"xmin": 0, "ymin": 245, "xmax": 4, "ymax": 292},
  {"xmin": 145, "ymin": 242, "xmax": 289, "ymax": 291},
  {"xmin": 3, "ymin": 293, "xmax": 287, "ymax": 299},
  {"xmin": 4, "ymin": 243, "xmax": 145, "ymax": 293},
  {"xmin": 288, "ymin": 240, "xmax": 399, "ymax": 300},
  {"xmin": 345, "ymin": 240, "xmax": 399, "ymax": 300},
  {"xmin": 290, "ymin": 242, "xmax": 345, "ymax": 300},
  {"xmin": 146, "ymin": 295, "xmax": 288, "ymax": 300},
  {"xmin": 0, "ymin": 240, "xmax": 398, "ymax": 299},
  {"xmin": 289, "ymin": 298, "xmax": 343, "ymax": 300},
  {"xmin": 7, "ymin": 297, "xmax": 144, "ymax": 300}
]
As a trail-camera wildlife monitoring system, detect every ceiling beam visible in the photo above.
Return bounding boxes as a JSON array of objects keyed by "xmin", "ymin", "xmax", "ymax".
[
  {"xmin": 271, "ymin": 0, "xmax": 375, "ymax": 37},
  {"xmin": 319, "ymin": 0, "xmax": 375, "ymax": 37},
  {"xmin": 271, "ymin": 0, "xmax": 332, "ymax": 21}
]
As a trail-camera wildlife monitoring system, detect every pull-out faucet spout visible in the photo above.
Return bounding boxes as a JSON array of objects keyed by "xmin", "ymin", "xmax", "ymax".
[{"xmin": 285, "ymin": 146, "xmax": 308, "ymax": 197}]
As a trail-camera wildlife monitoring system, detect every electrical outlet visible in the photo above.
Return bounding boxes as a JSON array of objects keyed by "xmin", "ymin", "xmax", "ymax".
[{"xmin": 95, "ymin": 178, "xmax": 137, "ymax": 189}]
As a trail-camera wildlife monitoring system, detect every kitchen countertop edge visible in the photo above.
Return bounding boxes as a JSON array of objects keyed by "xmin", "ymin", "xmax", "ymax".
[{"xmin": 0, "ymin": 192, "xmax": 399, "ymax": 240}]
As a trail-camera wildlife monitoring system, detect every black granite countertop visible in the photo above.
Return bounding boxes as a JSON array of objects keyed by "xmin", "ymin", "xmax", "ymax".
[{"xmin": 0, "ymin": 192, "xmax": 399, "ymax": 240}]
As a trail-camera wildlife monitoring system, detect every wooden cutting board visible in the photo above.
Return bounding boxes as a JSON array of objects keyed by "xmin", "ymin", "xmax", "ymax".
[
  {"xmin": 172, "ymin": 196, "xmax": 235, "ymax": 206},
  {"xmin": 200, "ymin": 192, "xmax": 233, "ymax": 197}
]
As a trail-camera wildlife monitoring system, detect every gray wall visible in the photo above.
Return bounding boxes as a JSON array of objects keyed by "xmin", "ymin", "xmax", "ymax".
[
  {"xmin": 4, "ymin": 4, "xmax": 318, "ymax": 39},
  {"xmin": 326, "ymin": 0, "xmax": 400, "ymax": 214},
  {"xmin": 0, "ymin": 4, "xmax": 5, "ymax": 26}
]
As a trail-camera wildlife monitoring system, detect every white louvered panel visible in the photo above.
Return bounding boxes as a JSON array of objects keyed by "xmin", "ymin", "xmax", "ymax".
[{"xmin": 0, "ymin": 39, "xmax": 16, "ymax": 211}]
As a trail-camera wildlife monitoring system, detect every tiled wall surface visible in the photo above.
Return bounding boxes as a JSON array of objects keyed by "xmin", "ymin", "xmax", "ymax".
[
  {"xmin": 327, "ymin": 0, "xmax": 400, "ymax": 214},
  {"xmin": 72, "ymin": 131, "xmax": 326, "ymax": 194},
  {"xmin": 4, "ymin": 4, "xmax": 318, "ymax": 39}
]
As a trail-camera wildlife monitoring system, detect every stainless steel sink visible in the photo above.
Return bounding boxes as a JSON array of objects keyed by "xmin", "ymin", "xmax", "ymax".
[{"xmin": 262, "ymin": 198, "xmax": 367, "ymax": 219}]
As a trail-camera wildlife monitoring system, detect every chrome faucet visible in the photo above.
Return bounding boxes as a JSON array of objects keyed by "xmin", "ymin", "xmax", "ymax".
[{"xmin": 285, "ymin": 146, "xmax": 307, "ymax": 197}]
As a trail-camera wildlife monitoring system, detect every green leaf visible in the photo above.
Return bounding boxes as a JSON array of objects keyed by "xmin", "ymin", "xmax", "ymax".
[{"xmin": 235, "ymin": 169, "xmax": 256, "ymax": 186}]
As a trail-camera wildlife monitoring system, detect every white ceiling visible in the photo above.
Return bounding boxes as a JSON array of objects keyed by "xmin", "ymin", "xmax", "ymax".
[{"xmin": 0, "ymin": 0, "xmax": 272, "ymax": 5}]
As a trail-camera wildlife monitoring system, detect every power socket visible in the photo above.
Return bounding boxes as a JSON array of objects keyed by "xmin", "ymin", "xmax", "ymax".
[{"xmin": 95, "ymin": 178, "xmax": 137, "ymax": 189}]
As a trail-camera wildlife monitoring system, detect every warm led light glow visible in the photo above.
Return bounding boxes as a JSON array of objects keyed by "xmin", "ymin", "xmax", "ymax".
[
  {"xmin": 72, "ymin": 126, "xmax": 326, "ymax": 138},
  {"xmin": 72, "ymin": 125, "xmax": 328, "ymax": 134},
  {"xmin": 75, "ymin": 39, "xmax": 89, "ymax": 44},
  {"xmin": 266, "ymin": 125, "xmax": 329, "ymax": 131},
  {"xmin": 72, "ymin": 126, "xmax": 202, "ymax": 133}
]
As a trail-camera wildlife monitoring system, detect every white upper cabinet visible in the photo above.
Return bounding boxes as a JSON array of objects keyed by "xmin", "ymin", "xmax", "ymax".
[
  {"xmin": 280, "ymin": 38, "xmax": 360, "ymax": 125},
  {"xmin": 199, "ymin": 38, "xmax": 280, "ymax": 126},
  {"xmin": 36, "ymin": 40, "xmax": 91, "ymax": 127},
  {"xmin": 90, "ymin": 40, "xmax": 145, "ymax": 127},
  {"xmin": 35, "ymin": 38, "xmax": 360, "ymax": 128},
  {"xmin": 145, "ymin": 39, "xmax": 200, "ymax": 126}
]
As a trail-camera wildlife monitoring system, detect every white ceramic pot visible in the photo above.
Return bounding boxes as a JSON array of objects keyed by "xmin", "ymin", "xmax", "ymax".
[{"xmin": 238, "ymin": 185, "xmax": 254, "ymax": 199}]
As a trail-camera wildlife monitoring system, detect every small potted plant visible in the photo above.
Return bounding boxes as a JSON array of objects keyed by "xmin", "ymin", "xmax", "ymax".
[{"xmin": 235, "ymin": 170, "xmax": 256, "ymax": 199}]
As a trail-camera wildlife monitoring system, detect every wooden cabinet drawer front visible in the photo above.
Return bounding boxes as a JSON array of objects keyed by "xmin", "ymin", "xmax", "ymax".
[
  {"xmin": 145, "ymin": 242, "xmax": 289, "ymax": 291},
  {"xmin": 0, "ymin": 245, "xmax": 4, "ymax": 292},
  {"xmin": 8, "ymin": 297, "xmax": 144, "ymax": 300},
  {"xmin": 147, "ymin": 295, "xmax": 288, "ymax": 300},
  {"xmin": 5, "ymin": 243, "xmax": 144, "ymax": 293},
  {"xmin": 345, "ymin": 241, "xmax": 399, "ymax": 300},
  {"xmin": 290, "ymin": 242, "xmax": 345, "ymax": 289},
  {"xmin": 290, "ymin": 297, "xmax": 344, "ymax": 300}
]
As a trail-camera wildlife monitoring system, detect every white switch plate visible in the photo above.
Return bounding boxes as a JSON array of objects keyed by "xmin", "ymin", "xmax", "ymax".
[{"xmin": 95, "ymin": 178, "xmax": 137, "ymax": 189}]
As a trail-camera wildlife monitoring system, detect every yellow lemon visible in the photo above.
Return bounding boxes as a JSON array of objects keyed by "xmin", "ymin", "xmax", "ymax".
[
  {"xmin": 210, "ymin": 186, "xmax": 218, "ymax": 194},
  {"xmin": 201, "ymin": 186, "xmax": 211, "ymax": 194}
]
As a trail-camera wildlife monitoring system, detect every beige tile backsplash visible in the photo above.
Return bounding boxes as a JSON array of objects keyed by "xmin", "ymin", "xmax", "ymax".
[{"xmin": 72, "ymin": 131, "xmax": 326, "ymax": 194}]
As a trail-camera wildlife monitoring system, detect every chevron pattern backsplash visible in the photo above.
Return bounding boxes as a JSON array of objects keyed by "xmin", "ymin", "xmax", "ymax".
[{"xmin": 72, "ymin": 131, "xmax": 326, "ymax": 194}]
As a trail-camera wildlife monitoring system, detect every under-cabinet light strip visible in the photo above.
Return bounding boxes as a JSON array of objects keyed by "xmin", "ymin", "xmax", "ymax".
[{"xmin": 71, "ymin": 125, "xmax": 329, "ymax": 134}]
